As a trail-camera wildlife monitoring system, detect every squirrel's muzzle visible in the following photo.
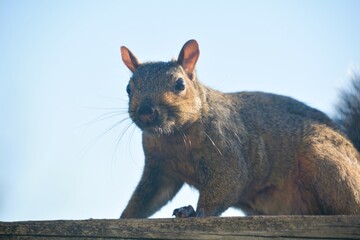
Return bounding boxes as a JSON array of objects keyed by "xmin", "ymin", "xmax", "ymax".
[{"xmin": 137, "ymin": 103, "xmax": 159, "ymax": 125}]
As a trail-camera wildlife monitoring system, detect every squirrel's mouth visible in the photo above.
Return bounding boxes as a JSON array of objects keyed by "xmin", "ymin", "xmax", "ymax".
[
  {"xmin": 144, "ymin": 125, "xmax": 175, "ymax": 136},
  {"xmin": 134, "ymin": 115, "xmax": 176, "ymax": 136},
  {"xmin": 132, "ymin": 103, "xmax": 178, "ymax": 136},
  {"xmin": 136, "ymin": 119, "xmax": 176, "ymax": 136}
]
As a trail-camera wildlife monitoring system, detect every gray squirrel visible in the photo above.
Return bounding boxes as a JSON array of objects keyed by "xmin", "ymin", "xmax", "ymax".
[{"xmin": 119, "ymin": 40, "xmax": 360, "ymax": 218}]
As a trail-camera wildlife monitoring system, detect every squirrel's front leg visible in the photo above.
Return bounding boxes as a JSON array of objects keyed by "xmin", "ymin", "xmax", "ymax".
[
  {"xmin": 174, "ymin": 176, "xmax": 244, "ymax": 218},
  {"xmin": 121, "ymin": 160, "xmax": 184, "ymax": 218},
  {"xmin": 173, "ymin": 188, "xmax": 237, "ymax": 218},
  {"xmin": 195, "ymin": 188, "xmax": 236, "ymax": 217}
]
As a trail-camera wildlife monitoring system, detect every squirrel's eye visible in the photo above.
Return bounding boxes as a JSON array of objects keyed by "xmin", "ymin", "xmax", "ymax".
[
  {"xmin": 175, "ymin": 78, "xmax": 186, "ymax": 91},
  {"xmin": 126, "ymin": 84, "xmax": 131, "ymax": 95}
]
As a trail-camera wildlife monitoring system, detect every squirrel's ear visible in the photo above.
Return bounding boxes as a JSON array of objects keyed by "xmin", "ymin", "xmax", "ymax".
[
  {"xmin": 177, "ymin": 39, "xmax": 200, "ymax": 79},
  {"xmin": 120, "ymin": 46, "xmax": 140, "ymax": 73}
]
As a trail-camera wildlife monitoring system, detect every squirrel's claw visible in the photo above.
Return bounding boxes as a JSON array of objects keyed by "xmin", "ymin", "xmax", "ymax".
[{"xmin": 172, "ymin": 205, "xmax": 197, "ymax": 218}]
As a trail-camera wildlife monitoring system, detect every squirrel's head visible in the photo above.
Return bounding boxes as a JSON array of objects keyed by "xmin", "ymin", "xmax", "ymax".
[{"xmin": 120, "ymin": 40, "xmax": 204, "ymax": 135}]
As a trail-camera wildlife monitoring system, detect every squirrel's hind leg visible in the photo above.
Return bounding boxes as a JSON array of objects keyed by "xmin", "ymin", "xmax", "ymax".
[{"xmin": 298, "ymin": 130, "xmax": 360, "ymax": 214}]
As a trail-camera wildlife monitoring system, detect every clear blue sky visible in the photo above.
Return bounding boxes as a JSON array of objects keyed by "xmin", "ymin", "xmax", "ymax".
[{"xmin": 1, "ymin": 0, "xmax": 359, "ymax": 221}]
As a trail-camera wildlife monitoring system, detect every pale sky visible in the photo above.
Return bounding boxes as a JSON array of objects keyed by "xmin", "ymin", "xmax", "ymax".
[{"xmin": 1, "ymin": 0, "xmax": 360, "ymax": 221}]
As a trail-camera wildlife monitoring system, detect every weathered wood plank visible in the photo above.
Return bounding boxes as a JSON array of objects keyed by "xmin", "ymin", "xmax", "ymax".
[{"xmin": 1, "ymin": 216, "xmax": 360, "ymax": 239}]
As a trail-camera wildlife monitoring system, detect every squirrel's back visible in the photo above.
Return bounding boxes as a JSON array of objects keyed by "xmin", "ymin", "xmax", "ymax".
[{"xmin": 233, "ymin": 91, "xmax": 334, "ymax": 126}]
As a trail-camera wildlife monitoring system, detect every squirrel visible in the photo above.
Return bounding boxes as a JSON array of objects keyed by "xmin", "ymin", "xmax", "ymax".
[{"xmin": 119, "ymin": 40, "xmax": 360, "ymax": 218}]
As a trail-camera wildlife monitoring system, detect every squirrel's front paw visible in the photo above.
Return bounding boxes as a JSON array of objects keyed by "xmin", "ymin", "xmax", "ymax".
[{"xmin": 172, "ymin": 205, "xmax": 196, "ymax": 218}]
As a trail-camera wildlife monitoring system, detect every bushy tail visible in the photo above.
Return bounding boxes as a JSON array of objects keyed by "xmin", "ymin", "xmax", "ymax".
[{"xmin": 335, "ymin": 73, "xmax": 360, "ymax": 152}]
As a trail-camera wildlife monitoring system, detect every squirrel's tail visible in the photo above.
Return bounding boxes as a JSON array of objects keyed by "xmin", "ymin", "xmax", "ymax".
[{"xmin": 334, "ymin": 73, "xmax": 360, "ymax": 152}]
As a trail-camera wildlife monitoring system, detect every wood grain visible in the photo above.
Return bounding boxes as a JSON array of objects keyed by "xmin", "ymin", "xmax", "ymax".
[{"xmin": 1, "ymin": 216, "xmax": 360, "ymax": 239}]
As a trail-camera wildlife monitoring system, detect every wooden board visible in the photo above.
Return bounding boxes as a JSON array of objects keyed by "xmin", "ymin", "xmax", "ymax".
[{"xmin": 1, "ymin": 215, "xmax": 360, "ymax": 239}]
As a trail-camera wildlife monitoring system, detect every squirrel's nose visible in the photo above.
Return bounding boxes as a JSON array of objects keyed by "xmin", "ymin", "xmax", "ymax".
[{"xmin": 138, "ymin": 105, "xmax": 158, "ymax": 123}]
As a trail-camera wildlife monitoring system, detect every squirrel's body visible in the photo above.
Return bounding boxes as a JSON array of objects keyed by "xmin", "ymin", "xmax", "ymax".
[{"xmin": 119, "ymin": 40, "xmax": 360, "ymax": 218}]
